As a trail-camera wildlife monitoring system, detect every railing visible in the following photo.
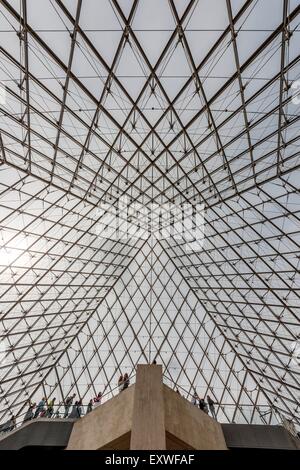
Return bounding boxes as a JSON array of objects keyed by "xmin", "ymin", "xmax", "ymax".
[
  {"xmin": 162, "ymin": 374, "xmax": 300, "ymax": 435},
  {"xmin": 0, "ymin": 373, "xmax": 136, "ymax": 436},
  {"xmin": 1, "ymin": 371, "xmax": 299, "ymax": 440}
]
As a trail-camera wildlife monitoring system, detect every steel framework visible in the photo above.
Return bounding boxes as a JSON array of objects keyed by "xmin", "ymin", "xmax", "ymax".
[{"xmin": 0, "ymin": 0, "xmax": 299, "ymax": 427}]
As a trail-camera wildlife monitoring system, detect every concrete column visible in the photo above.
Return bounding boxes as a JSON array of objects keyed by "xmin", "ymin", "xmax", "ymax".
[{"xmin": 130, "ymin": 364, "xmax": 166, "ymax": 450}]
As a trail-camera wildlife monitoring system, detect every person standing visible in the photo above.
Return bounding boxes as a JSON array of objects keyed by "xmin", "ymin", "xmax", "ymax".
[
  {"xmin": 46, "ymin": 397, "xmax": 56, "ymax": 418},
  {"xmin": 199, "ymin": 398, "xmax": 205, "ymax": 411},
  {"xmin": 118, "ymin": 375, "xmax": 123, "ymax": 393},
  {"xmin": 69, "ymin": 400, "xmax": 82, "ymax": 419},
  {"xmin": 191, "ymin": 390, "xmax": 198, "ymax": 406},
  {"xmin": 87, "ymin": 399, "xmax": 93, "ymax": 414},
  {"xmin": 203, "ymin": 400, "xmax": 209, "ymax": 414},
  {"xmin": 69, "ymin": 401, "xmax": 79, "ymax": 419},
  {"xmin": 94, "ymin": 392, "xmax": 102, "ymax": 407},
  {"xmin": 122, "ymin": 373, "xmax": 130, "ymax": 391},
  {"xmin": 64, "ymin": 393, "xmax": 76, "ymax": 418},
  {"xmin": 23, "ymin": 401, "xmax": 36, "ymax": 423},
  {"xmin": 207, "ymin": 395, "xmax": 217, "ymax": 419},
  {"xmin": 77, "ymin": 399, "xmax": 83, "ymax": 418},
  {"xmin": 34, "ymin": 397, "xmax": 46, "ymax": 418}
]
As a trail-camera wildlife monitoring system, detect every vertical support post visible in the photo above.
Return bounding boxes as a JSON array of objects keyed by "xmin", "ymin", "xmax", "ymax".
[{"xmin": 130, "ymin": 364, "xmax": 166, "ymax": 450}]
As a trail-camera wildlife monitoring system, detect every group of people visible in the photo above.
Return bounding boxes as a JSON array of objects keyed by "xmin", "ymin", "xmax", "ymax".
[
  {"xmin": 0, "ymin": 374, "xmax": 133, "ymax": 434},
  {"xmin": 62, "ymin": 395, "xmax": 84, "ymax": 419},
  {"xmin": 117, "ymin": 373, "xmax": 130, "ymax": 392},
  {"xmin": 22, "ymin": 397, "xmax": 57, "ymax": 422},
  {"xmin": 19, "ymin": 391, "xmax": 105, "ymax": 425},
  {"xmin": 0, "ymin": 371, "xmax": 220, "ymax": 434},
  {"xmin": 191, "ymin": 391, "xmax": 217, "ymax": 419}
]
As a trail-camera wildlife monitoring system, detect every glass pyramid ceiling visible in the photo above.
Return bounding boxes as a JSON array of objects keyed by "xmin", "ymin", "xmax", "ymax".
[{"xmin": 0, "ymin": 0, "xmax": 300, "ymax": 427}]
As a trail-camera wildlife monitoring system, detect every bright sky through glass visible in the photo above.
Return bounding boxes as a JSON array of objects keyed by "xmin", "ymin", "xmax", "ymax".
[{"xmin": 0, "ymin": 0, "xmax": 299, "ymax": 429}]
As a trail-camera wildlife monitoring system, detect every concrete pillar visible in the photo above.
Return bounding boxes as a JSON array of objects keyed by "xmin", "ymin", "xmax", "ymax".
[{"xmin": 130, "ymin": 364, "xmax": 166, "ymax": 450}]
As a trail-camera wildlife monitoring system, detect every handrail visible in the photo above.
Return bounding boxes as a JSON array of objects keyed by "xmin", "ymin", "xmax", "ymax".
[
  {"xmin": 161, "ymin": 373, "xmax": 296, "ymax": 429},
  {"xmin": 0, "ymin": 372, "xmax": 136, "ymax": 435},
  {"xmin": 1, "ymin": 371, "xmax": 299, "ymax": 436}
]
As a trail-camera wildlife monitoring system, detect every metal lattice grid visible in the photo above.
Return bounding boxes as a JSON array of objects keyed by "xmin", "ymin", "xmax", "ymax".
[{"xmin": 0, "ymin": 0, "xmax": 299, "ymax": 428}]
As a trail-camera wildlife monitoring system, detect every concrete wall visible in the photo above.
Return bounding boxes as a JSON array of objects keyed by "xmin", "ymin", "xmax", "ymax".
[
  {"xmin": 164, "ymin": 386, "xmax": 228, "ymax": 450},
  {"xmin": 222, "ymin": 423, "xmax": 300, "ymax": 450},
  {"xmin": 67, "ymin": 385, "xmax": 135, "ymax": 450},
  {"xmin": 0, "ymin": 419, "xmax": 74, "ymax": 450}
]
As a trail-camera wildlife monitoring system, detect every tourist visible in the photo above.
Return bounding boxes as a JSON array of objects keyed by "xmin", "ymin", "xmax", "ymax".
[
  {"xmin": 207, "ymin": 395, "xmax": 217, "ymax": 419},
  {"xmin": 87, "ymin": 399, "xmax": 93, "ymax": 414},
  {"xmin": 122, "ymin": 373, "xmax": 129, "ymax": 391},
  {"xmin": 69, "ymin": 401, "xmax": 80, "ymax": 419},
  {"xmin": 46, "ymin": 397, "xmax": 56, "ymax": 417},
  {"xmin": 191, "ymin": 390, "xmax": 198, "ymax": 406},
  {"xmin": 94, "ymin": 391, "xmax": 102, "ymax": 407},
  {"xmin": 34, "ymin": 397, "xmax": 46, "ymax": 418},
  {"xmin": 23, "ymin": 401, "xmax": 36, "ymax": 423},
  {"xmin": 77, "ymin": 399, "xmax": 83, "ymax": 418},
  {"xmin": 64, "ymin": 393, "xmax": 76, "ymax": 418},
  {"xmin": 199, "ymin": 398, "xmax": 205, "ymax": 411},
  {"xmin": 118, "ymin": 375, "xmax": 123, "ymax": 393}
]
